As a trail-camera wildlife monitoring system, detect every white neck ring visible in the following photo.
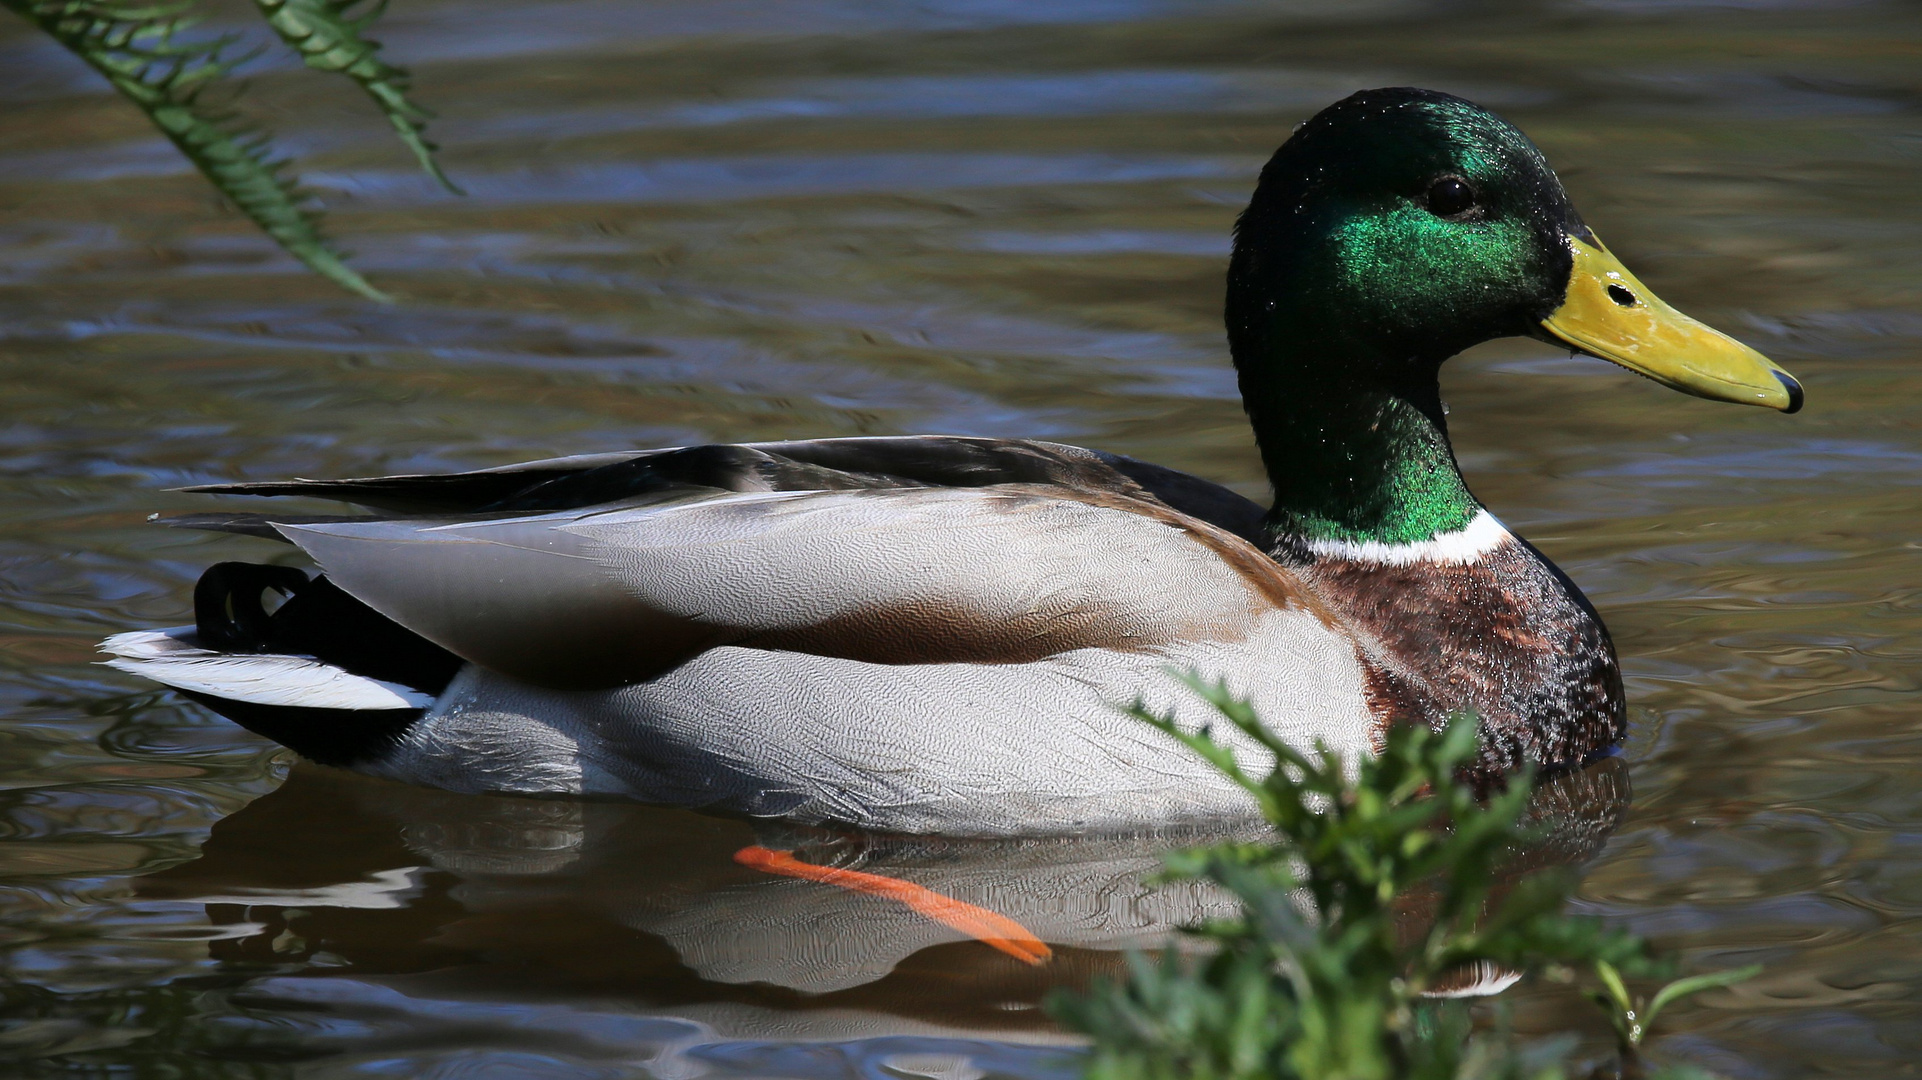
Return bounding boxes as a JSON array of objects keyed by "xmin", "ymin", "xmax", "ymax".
[{"xmin": 1300, "ymin": 509, "xmax": 1510, "ymax": 567}]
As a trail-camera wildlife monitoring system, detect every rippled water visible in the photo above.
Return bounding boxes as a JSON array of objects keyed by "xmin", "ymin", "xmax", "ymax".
[{"xmin": 2, "ymin": 0, "xmax": 1919, "ymax": 1075}]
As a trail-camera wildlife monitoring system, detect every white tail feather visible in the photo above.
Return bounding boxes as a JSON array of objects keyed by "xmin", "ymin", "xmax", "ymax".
[
  {"xmin": 1422, "ymin": 960, "xmax": 1524, "ymax": 999},
  {"xmin": 100, "ymin": 628, "xmax": 434, "ymax": 711}
]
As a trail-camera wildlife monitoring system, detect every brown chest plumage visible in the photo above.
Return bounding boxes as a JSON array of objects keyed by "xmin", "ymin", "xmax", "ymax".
[{"xmin": 1280, "ymin": 535, "xmax": 1625, "ymax": 779}]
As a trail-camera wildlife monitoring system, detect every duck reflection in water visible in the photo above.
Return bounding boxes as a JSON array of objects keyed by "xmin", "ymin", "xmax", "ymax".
[{"xmin": 137, "ymin": 755, "xmax": 1629, "ymax": 1040}]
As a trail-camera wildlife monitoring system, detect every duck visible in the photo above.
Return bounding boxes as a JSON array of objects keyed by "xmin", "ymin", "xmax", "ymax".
[{"xmin": 101, "ymin": 87, "xmax": 1802, "ymax": 837}]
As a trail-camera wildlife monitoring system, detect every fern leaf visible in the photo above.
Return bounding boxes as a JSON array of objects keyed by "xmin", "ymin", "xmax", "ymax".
[
  {"xmin": 252, "ymin": 0, "xmax": 461, "ymax": 194},
  {"xmin": 4, "ymin": 0, "xmax": 389, "ymax": 301}
]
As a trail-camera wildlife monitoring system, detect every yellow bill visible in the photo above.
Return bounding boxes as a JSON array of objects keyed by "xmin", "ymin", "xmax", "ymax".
[{"xmin": 1541, "ymin": 234, "xmax": 1802, "ymax": 413}]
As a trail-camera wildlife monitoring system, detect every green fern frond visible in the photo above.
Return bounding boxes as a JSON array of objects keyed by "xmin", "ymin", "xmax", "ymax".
[
  {"xmin": 3, "ymin": 0, "xmax": 388, "ymax": 301},
  {"xmin": 251, "ymin": 0, "xmax": 461, "ymax": 194}
]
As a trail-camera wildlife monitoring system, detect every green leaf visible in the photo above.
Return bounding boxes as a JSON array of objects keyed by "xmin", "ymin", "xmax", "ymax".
[
  {"xmin": 1643, "ymin": 964, "xmax": 1761, "ymax": 1029},
  {"xmin": 251, "ymin": 0, "xmax": 461, "ymax": 193},
  {"xmin": 5, "ymin": 0, "xmax": 389, "ymax": 301},
  {"xmin": 1594, "ymin": 959, "xmax": 1633, "ymax": 1015}
]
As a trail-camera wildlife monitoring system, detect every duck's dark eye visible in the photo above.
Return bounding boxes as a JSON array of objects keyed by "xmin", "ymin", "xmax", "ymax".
[{"xmin": 1424, "ymin": 176, "xmax": 1477, "ymax": 218}]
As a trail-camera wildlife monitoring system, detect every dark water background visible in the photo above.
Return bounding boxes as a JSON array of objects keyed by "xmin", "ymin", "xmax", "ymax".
[{"xmin": 3, "ymin": 0, "xmax": 1920, "ymax": 1075}]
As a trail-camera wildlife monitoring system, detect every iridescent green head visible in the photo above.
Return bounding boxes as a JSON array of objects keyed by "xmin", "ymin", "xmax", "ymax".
[
  {"xmin": 1229, "ymin": 88, "xmax": 1799, "ymax": 547},
  {"xmin": 1228, "ymin": 87, "xmax": 1579, "ymax": 391}
]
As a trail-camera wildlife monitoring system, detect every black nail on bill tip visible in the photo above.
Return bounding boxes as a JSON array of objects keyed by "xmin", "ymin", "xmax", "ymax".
[{"xmin": 1776, "ymin": 370, "xmax": 1804, "ymax": 414}]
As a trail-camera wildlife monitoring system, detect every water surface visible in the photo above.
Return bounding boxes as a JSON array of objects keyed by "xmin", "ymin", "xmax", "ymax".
[{"xmin": 2, "ymin": 0, "xmax": 1919, "ymax": 1075}]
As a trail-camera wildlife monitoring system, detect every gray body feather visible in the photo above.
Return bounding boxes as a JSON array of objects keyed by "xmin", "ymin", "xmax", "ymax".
[{"xmin": 106, "ymin": 437, "xmax": 1384, "ymax": 836}]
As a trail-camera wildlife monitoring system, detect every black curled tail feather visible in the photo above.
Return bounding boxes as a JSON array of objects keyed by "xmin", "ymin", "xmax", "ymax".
[
  {"xmin": 182, "ymin": 561, "xmax": 469, "ymax": 767},
  {"xmin": 191, "ymin": 563, "xmax": 464, "ymax": 695},
  {"xmin": 194, "ymin": 563, "xmax": 308, "ymax": 652}
]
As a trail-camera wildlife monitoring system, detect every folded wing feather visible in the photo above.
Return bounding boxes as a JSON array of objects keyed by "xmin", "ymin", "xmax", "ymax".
[
  {"xmin": 278, "ymin": 485, "xmax": 1301, "ymax": 689},
  {"xmin": 179, "ymin": 436, "xmax": 1267, "ymax": 541}
]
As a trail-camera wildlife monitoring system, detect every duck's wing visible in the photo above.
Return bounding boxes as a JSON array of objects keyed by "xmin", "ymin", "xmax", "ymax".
[
  {"xmin": 267, "ymin": 482, "xmax": 1316, "ymax": 690},
  {"xmin": 178, "ymin": 436, "xmax": 1268, "ymax": 543}
]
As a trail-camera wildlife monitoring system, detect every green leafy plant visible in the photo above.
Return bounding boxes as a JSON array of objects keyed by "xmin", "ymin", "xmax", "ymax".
[
  {"xmin": 4, "ymin": 0, "xmax": 452, "ymax": 300},
  {"xmin": 1586, "ymin": 958, "xmax": 1760, "ymax": 1073},
  {"xmin": 1051, "ymin": 677, "xmax": 1755, "ymax": 1080}
]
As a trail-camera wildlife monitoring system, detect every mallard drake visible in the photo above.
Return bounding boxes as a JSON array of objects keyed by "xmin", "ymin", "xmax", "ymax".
[{"xmin": 102, "ymin": 88, "xmax": 1800, "ymax": 837}]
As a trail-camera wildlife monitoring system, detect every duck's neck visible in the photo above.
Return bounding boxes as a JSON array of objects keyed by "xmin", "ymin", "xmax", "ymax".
[
  {"xmin": 1238, "ymin": 346, "xmax": 1624, "ymax": 776},
  {"xmin": 1241, "ymin": 356, "xmax": 1482, "ymax": 549}
]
